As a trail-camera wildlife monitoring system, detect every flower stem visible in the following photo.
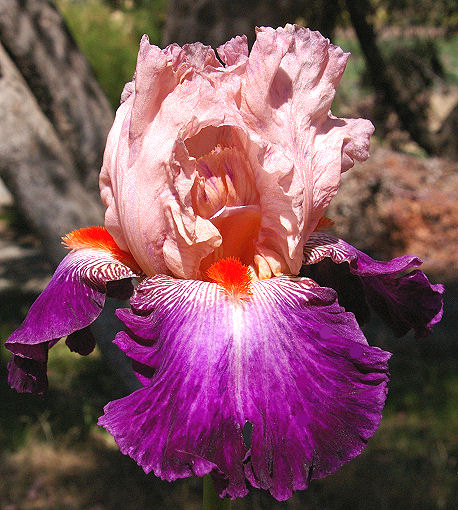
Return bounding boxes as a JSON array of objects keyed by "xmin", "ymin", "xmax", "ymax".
[{"xmin": 202, "ymin": 475, "xmax": 231, "ymax": 510}]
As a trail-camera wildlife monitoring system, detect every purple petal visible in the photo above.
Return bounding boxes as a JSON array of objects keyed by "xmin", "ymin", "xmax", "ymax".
[
  {"xmin": 130, "ymin": 359, "xmax": 156, "ymax": 386},
  {"xmin": 65, "ymin": 327, "xmax": 97, "ymax": 356},
  {"xmin": 99, "ymin": 275, "xmax": 390, "ymax": 500},
  {"xmin": 302, "ymin": 233, "xmax": 444, "ymax": 337},
  {"xmin": 5, "ymin": 248, "xmax": 136, "ymax": 394},
  {"xmin": 112, "ymin": 323, "xmax": 161, "ymax": 386},
  {"xmin": 7, "ymin": 347, "xmax": 48, "ymax": 394}
]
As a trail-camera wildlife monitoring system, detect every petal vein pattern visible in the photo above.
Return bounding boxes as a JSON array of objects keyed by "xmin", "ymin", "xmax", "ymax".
[
  {"xmin": 302, "ymin": 233, "xmax": 444, "ymax": 337},
  {"xmin": 6, "ymin": 247, "xmax": 137, "ymax": 394},
  {"xmin": 8, "ymin": 249, "xmax": 136, "ymax": 347},
  {"xmin": 99, "ymin": 275, "xmax": 390, "ymax": 500}
]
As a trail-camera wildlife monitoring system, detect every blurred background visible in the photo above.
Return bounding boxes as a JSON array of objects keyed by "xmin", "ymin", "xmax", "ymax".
[{"xmin": 0, "ymin": 1, "xmax": 456, "ymax": 508}]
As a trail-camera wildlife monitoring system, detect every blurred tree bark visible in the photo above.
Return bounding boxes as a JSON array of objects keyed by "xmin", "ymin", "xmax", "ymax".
[
  {"xmin": 0, "ymin": 0, "xmax": 113, "ymax": 257},
  {"xmin": 344, "ymin": 0, "xmax": 446, "ymax": 157},
  {"xmin": 162, "ymin": 0, "xmax": 340, "ymax": 47},
  {"xmin": 0, "ymin": 0, "xmax": 114, "ymax": 192},
  {"xmin": 0, "ymin": 0, "xmax": 140, "ymax": 391},
  {"xmin": 0, "ymin": 41, "xmax": 104, "ymax": 264}
]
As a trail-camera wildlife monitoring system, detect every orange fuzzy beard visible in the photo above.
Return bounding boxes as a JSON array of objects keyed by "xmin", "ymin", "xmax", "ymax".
[
  {"xmin": 207, "ymin": 257, "xmax": 253, "ymax": 297},
  {"xmin": 62, "ymin": 226, "xmax": 141, "ymax": 272}
]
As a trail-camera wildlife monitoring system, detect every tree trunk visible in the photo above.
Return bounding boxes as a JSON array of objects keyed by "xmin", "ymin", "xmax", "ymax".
[
  {"xmin": 0, "ymin": 0, "xmax": 114, "ymax": 191},
  {"xmin": 0, "ymin": 41, "xmax": 104, "ymax": 264},
  {"xmin": 345, "ymin": 0, "xmax": 440, "ymax": 156},
  {"xmin": 162, "ymin": 0, "xmax": 339, "ymax": 48},
  {"xmin": 162, "ymin": 0, "xmax": 283, "ymax": 48},
  {"xmin": 0, "ymin": 1, "xmax": 139, "ymax": 392}
]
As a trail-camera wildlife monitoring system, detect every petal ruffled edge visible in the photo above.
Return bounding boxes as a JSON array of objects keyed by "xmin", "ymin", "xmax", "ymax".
[
  {"xmin": 99, "ymin": 274, "xmax": 390, "ymax": 500},
  {"xmin": 240, "ymin": 25, "xmax": 374, "ymax": 275},
  {"xmin": 302, "ymin": 232, "xmax": 444, "ymax": 337},
  {"xmin": 217, "ymin": 35, "xmax": 249, "ymax": 66}
]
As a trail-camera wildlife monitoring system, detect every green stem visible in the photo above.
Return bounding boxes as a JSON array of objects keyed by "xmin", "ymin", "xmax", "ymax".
[{"xmin": 202, "ymin": 475, "xmax": 232, "ymax": 510}]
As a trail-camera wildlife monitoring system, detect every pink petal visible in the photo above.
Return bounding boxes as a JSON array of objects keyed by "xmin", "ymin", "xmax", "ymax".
[
  {"xmin": 99, "ymin": 37, "xmax": 243, "ymax": 278},
  {"xmin": 217, "ymin": 35, "xmax": 249, "ymax": 66},
  {"xmin": 241, "ymin": 25, "xmax": 374, "ymax": 272},
  {"xmin": 100, "ymin": 26, "xmax": 374, "ymax": 279}
]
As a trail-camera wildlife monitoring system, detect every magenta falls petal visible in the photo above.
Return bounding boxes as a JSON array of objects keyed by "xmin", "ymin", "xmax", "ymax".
[
  {"xmin": 5, "ymin": 247, "xmax": 137, "ymax": 393},
  {"xmin": 99, "ymin": 275, "xmax": 391, "ymax": 500},
  {"xmin": 302, "ymin": 233, "xmax": 444, "ymax": 337}
]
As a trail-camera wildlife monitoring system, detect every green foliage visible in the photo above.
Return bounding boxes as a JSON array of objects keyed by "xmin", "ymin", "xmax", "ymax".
[
  {"xmin": 55, "ymin": 0, "xmax": 166, "ymax": 107},
  {"xmin": 439, "ymin": 34, "xmax": 458, "ymax": 84}
]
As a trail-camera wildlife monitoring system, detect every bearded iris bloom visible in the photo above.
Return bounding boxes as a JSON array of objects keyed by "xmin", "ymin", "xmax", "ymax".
[{"xmin": 5, "ymin": 25, "xmax": 443, "ymax": 501}]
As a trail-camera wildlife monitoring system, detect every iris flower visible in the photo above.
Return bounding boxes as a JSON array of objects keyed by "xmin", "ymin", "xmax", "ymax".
[{"xmin": 5, "ymin": 25, "xmax": 443, "ymax": 501}]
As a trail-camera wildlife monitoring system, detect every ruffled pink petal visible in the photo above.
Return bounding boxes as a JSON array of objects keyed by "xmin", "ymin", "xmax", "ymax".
[
  {"xmin": 99, "ymin": 36, "xmax": 244, "ymax": 278},
  {"xmin": 99, "ymin": 275, "xmax": 390, "ymax": 500},
  {"xmin": 100, "ymin": 26, "xmax": 374, "ymax": 279},
  {"xmin": 253, "ymin": 146, "xmax": 304, "ymax": 276},
  {"xmin": 240, "ymin": 25, "xmax": 373, "ymax": 273},
  {"xmin": 308, "ymin": 115, "xmax": 374, "ymax": 231},
  {"xmin": 99, "ymin": 98, "xmax": 134, "ymax": 254},
  {"xmin": 169, "ymin": 41, "xmax": 222, "ymax": 71},
  {"xmin": 217, "ymin": 35, "xmax": 249, "ymax": 66}
]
